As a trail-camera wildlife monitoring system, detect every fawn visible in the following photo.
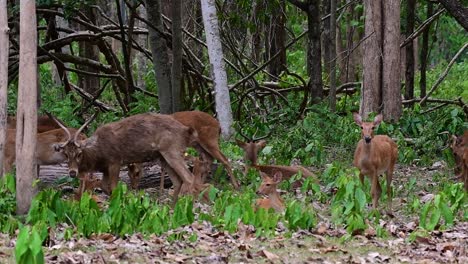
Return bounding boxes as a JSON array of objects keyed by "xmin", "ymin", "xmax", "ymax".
[
  {"xmin": 353, "ymin": 113, "xmax": 398, "ymax": 210},
  {"xmin": 255, "ymin": 172, "xmax": 285, "ymax": 213}
]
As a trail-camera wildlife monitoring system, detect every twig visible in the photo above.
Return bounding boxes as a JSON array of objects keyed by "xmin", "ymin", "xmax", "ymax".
[
  {"xmin": 400, "ymin": 8, "xmax": 444, "ymax": 48},
  {"xmin": 420, "ymin": 42, "xmax": 468, "ymax": 105}
]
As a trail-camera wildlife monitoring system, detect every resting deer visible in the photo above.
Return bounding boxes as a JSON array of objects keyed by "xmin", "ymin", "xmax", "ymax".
[
  {"xmin": 353, "ymin": 113, "xmax": 398, "ymax": 210},
  {"xmin": 3, "ymin": 128, "xmax": 87, "ymax": 174},
  {"xmin": 236, "ymin": 139, "xmax": 315, "ymax": 187},
  {"xmin": 51, "ymin": 112, "xmax": 202, "ymax": 204},
  {"xmin": 7, "ymin": 115, "xmax": 61, "ymax": 133},
  {"xmin": 256, "ymin": 172, "xmax": 285, "ymax": 213},
  {"xmin": 128, "ymin": 111, "xmax": 238, "ymax": 191}
]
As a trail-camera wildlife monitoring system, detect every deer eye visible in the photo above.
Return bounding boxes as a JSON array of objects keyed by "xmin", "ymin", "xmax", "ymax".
[
  {"xmin": 371, "ymin": 127, "xmax": 375, "ymax": 130},
  {"xmin": 360, "ymin": 126, "xmax": 363, "ymax": 129},
  {"xmin": 265, "ymin": 183, "xmax": 271, "ymax": 187}
]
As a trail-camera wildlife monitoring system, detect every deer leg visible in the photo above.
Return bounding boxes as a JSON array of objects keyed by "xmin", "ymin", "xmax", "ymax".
[
  {"xmin": 200, "ymin": 142, "xmax": 239, "ymax": 189},
  {"xmin": 358, "ymin": 172, "xmax": 364, "ymax": 185},
  {"xmin": 108, "ymin": 164, "xmax": 121, "ymax": 192},
  {"xmin": 159, "ymin": 166, "xmax": 166, "ymax": 194},
  {"xmin": 101, "ymin": 169, "xmax": 112, "ymax": 194},
  {"xmin": 160, "ymin": 151, "xmax": 194, "ymax": 190},
  {"xmin": 161, "ymin": 159, "xmax": 181, "ymax": 206},
  {"xmin": 370, "ymin": 173, "xmax": 381, "ymax": 209},
  {"xmin": 128, "ymin": 163, "xmax": 142, "ymax": 190}
]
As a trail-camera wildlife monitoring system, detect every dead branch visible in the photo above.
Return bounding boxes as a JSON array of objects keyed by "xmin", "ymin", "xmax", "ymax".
[
  {"xmin": 68, "ymin": 82, "xmax": 116, "ymax": 112},
  {"xmin": 400, "ymin": 8, "xmax": 444, "ymax": 48},
  {"xmin": 420, "ymin": 42, "xmax": 468, "ymax": 105}
]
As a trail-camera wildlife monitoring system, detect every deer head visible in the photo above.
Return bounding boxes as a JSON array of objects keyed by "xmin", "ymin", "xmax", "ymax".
[
  {"xmin": 256, "ymin": 171, "xmax": 282, "ymax": 196},
  {"xmin": 51, "ymin": 113, "xmax": 97, "ymax": 178},
  {"xmin": 353, "ymin": 113, "xmax": 383, "ymax": 144}
]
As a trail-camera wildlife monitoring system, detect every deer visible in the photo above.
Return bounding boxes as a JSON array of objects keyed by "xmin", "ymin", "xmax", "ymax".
[
  {"xmin": 3, "ymin": 127, "xmax": 87, "ymax": 174},
  {"xmin": 451, "ymin": 130, "xmax": 468, "ymax": 191},
  {"xmin": 255, "ymin": 171, "xmax": 285, "ymax": 213},
  {"xmin": 7, "ymin": 115, "xmax": 62, "ymax": 133},
  {"xmin": 51, "ymin": 112, "xmax": 202, "ymax": 204},
  {"xmin": 352, "ymin": 113, "xmax": 398, "ymax": 211},
  {"xmin": 127, "ymin": 111, "xmax": 239, "ymax": 192},
  {"xmin": 236, "ymin": 135, "xmax": 315, "ymax": 187}
]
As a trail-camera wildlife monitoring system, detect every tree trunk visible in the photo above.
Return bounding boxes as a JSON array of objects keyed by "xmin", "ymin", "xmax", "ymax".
[
  {"xmin": 200, "ymin": 0, "xmax": 233, "ymax": 139},
  {"xmin": 323, "ymin": 0, "xmax": 331, "ymax": 74},
  {"xmin": 171, "ymin": 0, "xmax": 183, "ymax": 112},
  {"xmin": 329, "ymin": 0, "xmax": 337, "ymax": 111},
  {"xmin": 0, "ymin": 0, "xmax": 8, "ymax": 176},
  {"xmin": 267, "ymin": 0, "xmax": 286, "ymax": 78},
  {"xmin": 16, "ymin": 0, "xmax": 38, "ymax": 215},
  {"xmin": 420, "ymin": 2, "xmax": 433, "ymax": 100},
  {"xmin": 145, "ymin": 0, "xmax": 173, "ymax": 114},
  {"xmin": 307, "ymin": 0, "xmax": 323, "ymax": 101},
  {"xmin": 360, "ymin": 0, "xmax": 382, "ymax": 118},
  {"xmin": 438, "ymin": 0, "xmax": 468, "ymax": 31},
  {"xmin": 404, "ymin": 0, "xmax": 415, "ymax": 103},
  {"xmin": 382, "ymin": 0, "xmax": 401, "ymax": 121},
  {"xmin": 78, "ymin": 7, "xmax": 100, "ymax": 96}
]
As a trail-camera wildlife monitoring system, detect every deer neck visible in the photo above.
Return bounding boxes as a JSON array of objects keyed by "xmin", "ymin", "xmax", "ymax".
[
  {"xmin": 360, "ymin": 140, "xmax": 375, "ymax": 160},
  {"xmin": 268, "ymin": 190, "xmax": 284, "ymax": 210}
]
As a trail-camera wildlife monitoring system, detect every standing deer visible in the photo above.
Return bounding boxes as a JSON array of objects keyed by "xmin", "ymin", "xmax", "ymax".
[
  {"xmin": 256, "ymin": 172, "xmax": 285, "ymax": 213},
  {"xmin": 236, "ymin": 139, "xmax": 315, "ymax": 187},
  {"xmin": 451, "ymin": 130, "xmax": 468, "ymax": 191},
  {"xmin": 51, "ymin": 113, "xmax": 202, "ymax": 204},
  {"xmin": 128, "ymin": 111, "xmax": 238, "ymax": 191},
  {"xmin": 353, "ymin": 113, "xmax": 398, "ymax": 210}
]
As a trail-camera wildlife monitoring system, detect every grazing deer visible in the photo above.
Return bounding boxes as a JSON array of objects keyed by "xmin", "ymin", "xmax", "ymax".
[
  {"xmin": 256, "ymin": 172, "xmax": 285, "ymax": 213},
  {"xmin": 127, "ymin": 111, "xmax": 239, "ymax": 191},
  {"xmin": 3, "ymin": 128, "xmax": 87, "ymax": 174},
  {"xmin": 353, "ymin": 113, "xmax": 398, "ymax": 210},
  {"xmin": 236, "ymin": 139, "xmax": 315, "ymax": 187},
  {"xmin": 7, "ymin": 115, "xmax": 61, "ymax": 133},
  {"xmin": 51, "ymin": 113, "xmax": 201, "ymax": 204}
]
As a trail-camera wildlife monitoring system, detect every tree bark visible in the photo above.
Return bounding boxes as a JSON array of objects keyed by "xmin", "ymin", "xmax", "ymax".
[
  {"xmin": 16, "ymin": 0, "xmax": 38, "ymax": 215},
  {"xmin": 404, "ymin": 0, "xmax": 415, "ymax": 102},
  {"xmin": 145, "ymin": 0, "xmax": 173, "ymax": 114},
  {"xmin": 360, "ymin": 0, "xmax": 382, "ymax": 118},
  {"xmin": 0, "ymin": 0, "xmax": 8, "ymax": 176},
  {"xmin": 200, "ymin": 0, "xmax": 233, "ymax": 139},
  {"xmin": 420, "ymin": 2, "xmax": 433, "ymax": 100},
  {"xmin": 329, "ymin": 0, "xmax": 337, "ymax": 111},
  {"xmin": 382, "ymin": 0, "xmax": 401, "ymax": 121},
  {"xmin": 307, "ymin": 0, "xmax": 323, "ymax": 101},
  {"xmin": 438, "ymin": 0, "xmax": 468, "ymax": 31},
  {"xmin": 171, "ymin": 0, "xmax": 183, "ymax": 112},
  {"xmin": 267, "ymin": 0, "xmax": 286, "ymax": 78}
]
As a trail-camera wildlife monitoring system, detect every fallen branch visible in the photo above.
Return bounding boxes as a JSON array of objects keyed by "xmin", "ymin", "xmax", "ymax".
[
  {"xmin": 400, "ymin": 8, "xmax": 444, "ymax": 48},
  {"xmin": 69, "ymin": 83, "xmax": 116, "ymax": 112}
]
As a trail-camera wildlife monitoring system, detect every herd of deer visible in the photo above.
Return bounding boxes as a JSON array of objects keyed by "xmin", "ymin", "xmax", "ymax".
[{"xmin": 3, "ymin": 111, "xmax": 467, "ymax": 213}]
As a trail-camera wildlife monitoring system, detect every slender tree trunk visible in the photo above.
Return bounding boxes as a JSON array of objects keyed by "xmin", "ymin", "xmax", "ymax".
[
  {"xmin": 329, "ymin": 0, "xmax": 337, "ymax": 111},
  {"xmin": 200, "ymin": 0, "xmax": 233, "ymax": 139},
  {"xmin": 267, "ymin": 0, "xmax": 286, "ymax": 78},
  {"xmin": 360, "ymin": 0, "xmax": 382, "ymax": 118},
  {"xmin": 17, "ymin": 0, "xmax": 38, "ymax": 215},
  {"xmin": 438, "ymin": 0, "xmax": 468, "ymax": 31},
  {"xmin": 382, "ymin": 0, "xmax": 401, "ymax": 121},
  {"xmin": 404, "ymin": 0, "xmax": 415, "ymax": 103},
  {"xmin": 78, "ymin": 7, "xmax": 100, "ymax": 96},
  {"xmin": 323, "ymin": 0, "xmax": 331, "ymax": 74},
  {"xmin": 307, "ymin": 0, "xmax": 323, "ymax": 101},
  {"xmin": 145, "ymin": 0, "xmax": 173, "ymax": 114},
  {"xmin": 420, "ymin": 2, "xmax": 433, "ymax": 100},
  {"xmin": 171, "ymin": 0, "xmax": 183, "ymax": 112},
  {"xmin": 0, "ymin": 0, "xmax": 8, "ymax": 176}
]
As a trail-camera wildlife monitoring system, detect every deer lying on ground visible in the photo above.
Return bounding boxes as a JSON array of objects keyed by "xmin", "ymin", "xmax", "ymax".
[
  {"xmin": 353, "ymin": 113, "xmax": 398, "ymax": 210},
  {"xmin": 3, "ymin": 128, "xmax": 87, "ymax": 174},
  {"xmin": 127, "ymin": 111, "xmax": 238, "ymax": 192},
  {"xmin": 256, "ymin": 172, "xmax": 285, "ymax": 213},
  {"xmin": 7, "ymin": 115, "xmax": 61, "ymax": 133},
  {"xmin": 236, "ymin": 139, "xmax": 315, "ymax": 187},
  {"xmin": 451, "ymin": 130, "xmax": 468, "ymax": 191},
  {"xmin": 51, "ymin": 112, "xmax": 202, "ymax": 204}
]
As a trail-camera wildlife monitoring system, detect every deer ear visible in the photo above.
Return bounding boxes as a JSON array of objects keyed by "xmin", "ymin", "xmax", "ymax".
[
  {"xmin": 353, "ymin": 112, "xmax": 362, "ymax": 126},
  {"xmin": 259, "ymin": 172, "xmax": 268, "ymax": 179},
  {"xmin": 273, "ymin": 171, "xmax": 283, "ymax": 183},
  {"xmin": 256, "ymin": 140, "xmax": 267, "ymax": 149},
  {"xmin": 373, "ymin": 114, "xmax": 383, "ymax": 126}
]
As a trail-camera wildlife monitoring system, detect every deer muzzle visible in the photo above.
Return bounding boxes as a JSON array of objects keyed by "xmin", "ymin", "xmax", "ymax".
[
  {"xmin": 69, "ymin": 170, "xmax": 78, "ymax": 178},
  {"xmin": 364, "ymin": 136, "xmax": 372, "ymax": 143}
]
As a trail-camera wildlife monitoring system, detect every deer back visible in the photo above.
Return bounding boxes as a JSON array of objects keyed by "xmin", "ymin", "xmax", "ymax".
[{"xmin": 7, "ymin": 115, "xmax": 61, "ymax": 133}]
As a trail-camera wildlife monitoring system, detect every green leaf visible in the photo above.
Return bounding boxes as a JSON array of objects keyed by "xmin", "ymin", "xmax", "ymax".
[
  {"xmin": 427, "ymin": 209, "xmax": 441, "ymax": 231},
  {"xmin": 15, "ymin": 226, "xmax": 30, "ymax": 260},
  {"xmin": 355, "ymin": 188, "xmax": 366, "ymax": 210},
  {"xmin": 440, "ymin": 202, "xmax": 454, "ymax": 226}
]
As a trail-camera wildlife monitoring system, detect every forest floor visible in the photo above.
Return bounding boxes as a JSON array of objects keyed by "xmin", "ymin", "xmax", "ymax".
[{"xmin": 0, "ymin": 163, "xmax": 466, "ymax": 263}]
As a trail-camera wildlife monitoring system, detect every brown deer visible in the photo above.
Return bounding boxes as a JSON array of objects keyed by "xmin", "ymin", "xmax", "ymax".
[
  {"xmin": 7, "ymin": 115, "xmax": 61, "ymax": 133},
  {"xmin": 51, "ymin": 112, "xmax": 201, "ymax": 204},
  {"xmin": 451, "ymin": 130, "xmax": 468, "ymax": 191},
  {"xmin": 353, "ymin": 113, "xmax": 398, "ymax": 210},
  {"xmin": 256, "ymin": 172, "xmax": 285, "ymax": 213},
  {"xmin": 3, "ymin": 128, "xmax": 87, "ymax": 174},
  {"xmin": 236, "ymin": 139, "xmax": 315, "ymax": 187},
  {"xmin": 128, "ymin": 111, "xmax": 238, "ymax": 191}
]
